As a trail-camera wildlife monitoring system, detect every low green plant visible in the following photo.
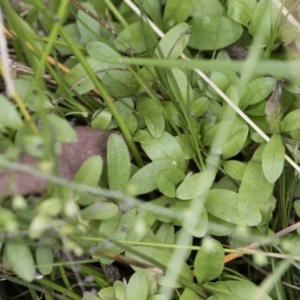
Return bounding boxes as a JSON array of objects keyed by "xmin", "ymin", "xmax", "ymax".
[{"xmin": 1, "ymin": 0, "xmax": 300, "ymax": 299}]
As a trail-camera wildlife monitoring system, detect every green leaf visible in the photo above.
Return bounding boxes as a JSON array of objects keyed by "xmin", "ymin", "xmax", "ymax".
[
  {"xmin": 36, "ymin": 246, "xmax": 53, "ymax": 275},
  {"xmin": 115, "ymin": 22, "xmax": 156, "ymax": 54},
  {"xmin": 163, "ymin": 0, "xmax": 194, "ymax": 28},
  {"xmin": 133, "ymin": 130, "xmax": 152, "ymax": 145},
  {"xmin": 46, "ymin": 113, "xmax": 77, "ymax": 142},
  {"xmin": 225, "ymin": 280, "xmax": 273, "ymax": 300},
  {"xmin": 55, "ymin": 23, "xmax": 82, "ymax": 55},
  {"xmin": 155, "ymin": 22, "xmax": 190, "ymax": 58},
  {"xmin": 91, "ymin": 108, "xmax": 112, "ymax": 130},
  {"xmin": 176, "ymin": 134, "xmax": 197, "ymax": 159},
  {"xmin": 128, "ymin": 159, "xmax": 176, "ymax": 195},
  {"xmin": 250, "ymin": 0, "xmax": 279, "ymax": 45},
  {"xmin": 28, "ymin": 214, "xmax": 51, "ymax": 239},
  {"xmin": 83, "ymin": 291, "xmax": 100, "ymax": 300},
  {"xmin": 5, "ymin": 241, "xmax": 35, "ymax": 282},
  {"xmin": 14, "ymin": 77, "xmax": 53, "ymax": 112},
  {"xmin": 101, "ymin": 70, "xmax": 139, "ymax": 98},
  {"xmin": 87, "ymin": 41, "xmax": 121, "ymax": 59},
  {"xmin": 113, "ymin": 281, "xmax": 127, "ymax": 300},
  {"xmin": 242, "ymin": 77, "xmax": 276, "ymax": 107},
  {"xmin": 98, "ymin": 286, "xmax": 116, "ymax": 300},
  {"xmin": 282, "ymin": 109, "xmax": 300, "ymax": 132},
  {"xmin": 107, "ymin": 134, "xmax": 131, "ymax": 190},
  {"xmin": 125, "ymin": 246, "xmax": 193, "ymax": 285},
  {"xmin": 137, "ymin": 97, "xmax": 165, "ymax": 138},
  {"xmin": 141, "ymin": 131, "xmax": 185, "ymax": 170},
  {"xmin": 262, "ymin": 134, "xmax": 285, "ymax": 183},
  {"xmin": 80, "ymin": 202, "xmax": 118, "ymax": 220},
  {"xmin": 209, "ymin": 71, "xmax": 231, "ymax": 96},
  {"xmin": 176, "ymin": 170, "xmax": 216, "ymax": 200},
  {"xmin": 207, "ymin": 214, "xmax": 234, "ymax": 237},
  {"xmin": 204, "ymin": 281, "xmax": 232, "ymax": 295},
  {"xmin": 98, "ymin": 212, "xmax": 127, "ymax": 264},
  {"xmin": 227, "ymin": 0, "xmax": 257, "ymax": 28},
  {"xmin": 174, "ymin": 200, "xmax": 208, "ymax": 237},
  {"xmin": 148, "ymin": 295, "xmax": 167, "ymax": 300},
  {"xmin": 238, "ymin": 161, "xmax": 274, "ymax": 217},
  {"xmin": 37, "ymin": 197, "xmax": 61, "ymax": 216},
  {"xmin": 156, "ymin": 168, "xmax": 185, "ymax": 198},
  {"xmin": 156, "ymin": 223, "xmax": 175, "ymax": 250},
  {"xmin": 204, "ymin": 282, "xmax": 244, "ymax": 300},
  {"xmin": 194, "ymin": 238, "xmax": 224, "ymax": 283},
  {"xmin": 205, "ymin": 189, "xmax": 261, "ymax": 226},
  {"xmin": 76, "ymin": 2, "xmax": 111, "ymax": 44},
  {"xmin": 74, "ymin": 155, "xmax": 103, "ymax": 186},
  {"xmin": 191, "ymin": 97, "xmax": 209, "ymax": 118},
  {"xmin": 63, "ymin": 58, "xmax": 107, "ymax": 94},
  {"xmin": 277, "ymin": 24, "xmax": 298, "ymax": 46},
  {"xmin": 245, "ymin": 101, "xmax": 266, "ymax": 116},
  {"xmin": 180, "ymin": 288, "xmax": 202, "ymax": 300},
  {"xmin": 124, "ymin": 113, "xmax": 138, "ymax": 135},
  {"xmin": 168, "ymin": 68, "xmax": 193, "ymax": 107},
  {"xmin": 294, "ymin": 200, "xmax": 300, "ymax": 218},
  {"xmin": 135, "ymin": 0, "xmax": 163, "ymax": 28},
  {"xmin": 188, "ymin": 16, "xmax": 243, "ymax": 50},
  {"xmin": 73, "ymin": 155, "xmax": 103, "ymax": 205},
  {"xmin": 0, "ymin": 94, "xmax": 23, "ymax": 129},
  {"xmin": 223, "ymin": 160, "xmax": 246, "ymax": 181},
  {"xmin": 202, "ymin": 119, "xmax": 244, "ymax": 147},
  {"xmin": 191, "ymin": 0, "xmax": 222, "ymax": 18},
  {"xmin": 223, "ymin": 125, "xmax": 249, "ymax": 159},
  {"xmin": 126, "ymin": 272, "xmax": 148, "ymax": 300}
]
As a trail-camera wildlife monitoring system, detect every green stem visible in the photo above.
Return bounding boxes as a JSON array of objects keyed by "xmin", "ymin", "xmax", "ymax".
[
  {"xmin": 58, "ymin": 28, "xmax": 144, "ymax": 167},
  {"xmin": 38, "ymin": 278, "xmax": 82, "ymax": 300}
]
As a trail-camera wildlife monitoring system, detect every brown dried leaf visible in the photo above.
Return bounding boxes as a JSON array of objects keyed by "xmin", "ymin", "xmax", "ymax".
[{"xmin": 0, "ymin": 127, "xmax": 118, "ymax": 196}]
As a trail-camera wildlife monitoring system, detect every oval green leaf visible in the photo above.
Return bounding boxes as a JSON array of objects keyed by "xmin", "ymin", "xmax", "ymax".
[
  {"xmin": 242, "ymin": 77, "xmax": 276, "ymax": 107},
  {"xmin": 36, "ymin": 246, "xmax": 53, "ymax": 275},
  {"xmin": 125, "ymin": 246, "xmax": 193, "ymax": 285},
  {"xmin": 238, "ymin": 161, "xmax": 274, "ymax": 217},
  {"xmin": 115, "ymin": 22, "xmax": 156, "ymax": 54},
  {"xmin": 225, "ymin": 280, "xmax": 273, "ymax": 300},
  {"xmin": 136, "ymin": 97, "xmax": 165, "ymax": 138},
  {"xmin": 73, "ymin": 155, "xmax": 103, "ymax": 205},
  {"xmin": 194, "ymin": 238, "xmax": 224, "ymax": 283},
  {"xmin": 156, "ymin": 168, "xmax": 185, "ymax": 198},
  {"xmin": 141, "ymin": 131, "xmax": 185, "ymax": 170},
  {"xmin": 128, "ymin": 159, "xmax": 176, "ymax": 195},
  {"xmin": 180, "ymin": 288, "xmax": 202, "ymax": 300},
  {"xmin": 188, "ymin": 16, "xmax": 242, "ymax": 50},
  {"xmin": 176, "ymin": 170, "xmax": 216, "ymax": 200},
  {"xmin": 155, "ymin": 22, "xmax": 190, "ymax": 58},
  {"xmin": 167, "ymin": 68, "xmax": 193, "ymax": 107},
  {"xmin": 205, "ymin": 189, "xmax": 261, "ymax": 226},
  {"xmin": 80, "ymin": 202, "xmax": 118, "ymax": 220},
  {"xmin": 0, "ymin": 95, "xmax": 23, "ymax": 129},
  {"xmin": 227, "ymin": 0, "xmax": 257, "ymax": 28},
  {"xmin": 223, "ymin": 125, "xmax": 249, "ymax": 159},
  {"xmin": 46, "ymin": 113, "xmax": 77, "ymax": 142},
  {"xmin": 282, "ymin": 109, "xmax": 300, "ymax": 132},
  {"xmin": 108, "ymin": 134, "xmax": 131, "ymax": 190},
  {"xmin": 163, "ymin": 0, "xmax": 194, "ymax": 28},
  {"xmin": 262, "ymin": 134, "xmax": 285, "ymax": 183},
  {"xmin": 126, "ymin": 271, "xmax": 148, "ymax": 300},
  {"xmin": 223, "ymin": 160, "xmax": 246, "ymax": 181},
  {"xmin": 5, "ymin": 241, "xmax": 35, "ymax": 282},
  {"xmin": 191, "ymin": 97, "xmax": 209, "ymax": 118},
  {"xmin": 64, "ymin": 58, "xmax": 108, "ymax": 94}
]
